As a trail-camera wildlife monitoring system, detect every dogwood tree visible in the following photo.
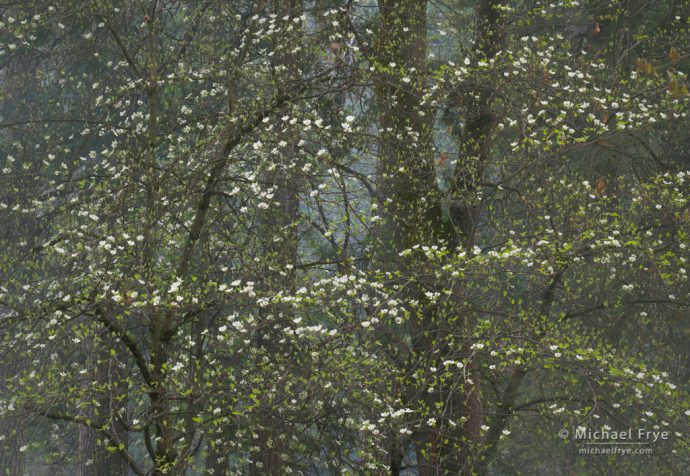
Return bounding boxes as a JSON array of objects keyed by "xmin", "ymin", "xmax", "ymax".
[{"xmin": 0, "ymin": 0, "xmax": 688, "ymax": 475}]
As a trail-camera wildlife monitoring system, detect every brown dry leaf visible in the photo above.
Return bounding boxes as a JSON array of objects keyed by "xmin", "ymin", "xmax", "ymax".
[
  {"xmin": 669, "ymin": 80, "xmax": 689, "ymax": 98},
  {"xmin": 636, "ymin": 58, "xmax": 656, "ymax": 75}
]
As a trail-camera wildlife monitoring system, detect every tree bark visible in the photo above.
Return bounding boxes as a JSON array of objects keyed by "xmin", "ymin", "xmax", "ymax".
[
  {"xmin": 249, "ymin": 2, "xmax": 302, "ymax": 473},
  {"xmin": 373, "ymin": 0, "xmax": 480, "ymax": 473},
  {"xmin": 373, "ymin": 0, "xmax": 506, "ymax": 473}
]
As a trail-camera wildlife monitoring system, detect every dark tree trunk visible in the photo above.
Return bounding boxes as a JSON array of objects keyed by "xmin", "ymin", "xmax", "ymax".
[
  {"xmin": 249, "ymin": 2, "xmax": 302, "ymax": 474},
  {"xmin": 373, "ymin": 0, "xmax": 507, "ymax": 473}
]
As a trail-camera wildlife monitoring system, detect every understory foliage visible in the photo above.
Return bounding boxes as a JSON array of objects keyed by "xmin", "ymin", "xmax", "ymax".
[{"xmin": 0, "ymin": 0, "xmax": 689, "ymax": 474}]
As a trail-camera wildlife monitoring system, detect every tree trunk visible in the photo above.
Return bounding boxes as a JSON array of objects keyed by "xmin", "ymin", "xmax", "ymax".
[
  {"xmin": 373, "ymin": 0, "xmax": 506, "ymax": 473},
  {"xmin": 250, "ymin": 2, "xmax": 302, "ymax": 472},
  {"xmin": 373, "ymin": 0, "xmax": 481, "ymax": 473}
]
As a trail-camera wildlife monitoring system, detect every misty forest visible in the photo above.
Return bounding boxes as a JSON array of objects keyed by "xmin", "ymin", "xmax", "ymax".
[{"xmin": 0, "ymin": 0, "xmax": 689, "ymax": 474}]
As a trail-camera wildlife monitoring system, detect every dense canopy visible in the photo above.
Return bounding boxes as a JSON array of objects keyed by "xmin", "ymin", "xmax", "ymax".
[{"xmin": 0, "ymin": 0, "xmax": 689, "ymax": 474}]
